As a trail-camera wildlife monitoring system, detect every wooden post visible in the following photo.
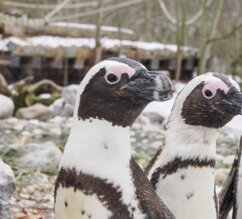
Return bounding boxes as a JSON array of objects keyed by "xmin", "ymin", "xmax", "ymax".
[{"xmin": 63, "ymin": 58, "xmax": 68, "ymax": 86}]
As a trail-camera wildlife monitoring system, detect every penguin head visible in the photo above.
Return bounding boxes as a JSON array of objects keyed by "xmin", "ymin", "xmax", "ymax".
[
  {"xmin": 74, "ymin": 57, "xmax": 173, "ymax": 127},
  {"xmin": 172, "ymin": 72, "xmax": 242, "ymax": 129}
]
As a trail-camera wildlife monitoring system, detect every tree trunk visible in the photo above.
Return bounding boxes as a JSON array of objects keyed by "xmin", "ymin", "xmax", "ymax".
[
  {"xmin": 94, "ymin": 0, "xmax": 103, "ymax": 64},
  {"xmin": 175, "ymin": 0, "xmax": 187, "ymax": 81},
  {"xmin": 197, "ymin": 0, "xmax": 225, "ymax": 75},
  {"xmin": 144, "ymin": 0, "xmax": 152, "ymax": 41},
  {"xmin": 116, "ymin": 0, "xmax": 122, "ymax": 56}
]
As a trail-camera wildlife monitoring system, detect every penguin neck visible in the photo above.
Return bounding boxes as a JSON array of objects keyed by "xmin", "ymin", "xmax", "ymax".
[
  {"xmin": 163, "ymin": 113, "xmax": 219, "ymax": 162},
  {"xmin": 60, "ymin": 117, "xmax": 132, "ymax": 175}
]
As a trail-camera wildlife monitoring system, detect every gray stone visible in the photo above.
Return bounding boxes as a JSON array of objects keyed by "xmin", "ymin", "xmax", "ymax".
[
  {"xmin": 50, "ymin": 84, "xmax": 79, "ymax": 117},
  {"xmin": 51, "ymin": 98, "xmax": 73, "ymax": 117},
  {"xmin": 0, "ymin": 94, "xmax": 14, "ymax": 119},
  {"xmin": 215, "ymin": 154, "xmax": 224, "ymax": 161},
  {"xmin": 215, "ymin": 168, "xmax": 229, "ymax": 184},
  {"xmin": 0, "ymin": 159, "xmax": 15, "ymax": 219},
  {"xmin": 13, "ymin": 141, "xmax": 62, "ymax": 174},
  {"xmin": 143, "ymin": 112, "xmax": 165, "ymax": 125},
  {"xmin": 16, "ymin": 103, "xmax": 52, "ymax": 121},
  {"xmin": 223, "ymin": 155, "xmax": 236, "ymax": 166},
  {"xmin": 62, "ymin": 84, "xmax": 79, "ymax": 105}
]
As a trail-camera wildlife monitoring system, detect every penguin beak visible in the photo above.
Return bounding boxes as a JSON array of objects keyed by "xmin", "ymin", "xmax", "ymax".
[
  {"xmin": 122, "ymin": 70, "xmax": 173, "ymax": 102},
  {"xmin": 220, "ymin": 87, "xmax": 242, "ymax": 115}
]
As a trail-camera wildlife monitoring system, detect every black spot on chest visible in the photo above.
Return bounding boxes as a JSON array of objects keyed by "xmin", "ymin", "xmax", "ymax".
[{"xmin": 186, "ymin": 192, "xmax": 194, "ymax": 200}]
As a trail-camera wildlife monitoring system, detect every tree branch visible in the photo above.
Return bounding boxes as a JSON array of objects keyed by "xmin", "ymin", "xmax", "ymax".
[
  {"xmin": 185, "ymin": 0, "xmax": 213, "ymax": 25},
  {"xmin": 49, "ymin": 0, "xmax": 145, "ymax": 21},
  {"xmin": 157, "ymin": 0, "xmax": 176, "ymax": 24},
  {"xmin": 157, "ymin": 0, "xmax": 214, "ymax": 26},
  {"xmin": 2, "ymin": 1, "xmax": 98, "ymax": 9},
  {"xmin": 207, "ymin": 23, "xmax": 242, "ymax": 43},
  {"xmin": 44, "ymin": 0, "xmax": 72, "ymax": 21}
]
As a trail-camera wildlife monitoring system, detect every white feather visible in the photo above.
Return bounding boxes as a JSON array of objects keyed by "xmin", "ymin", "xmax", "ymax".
[
  {"xmin": 60, "ymin": 119, "xmax": 137, "ymax": 206},
  {"xmin": 55, "ymin": 186, "xmax": 112, "ymax": 219}
]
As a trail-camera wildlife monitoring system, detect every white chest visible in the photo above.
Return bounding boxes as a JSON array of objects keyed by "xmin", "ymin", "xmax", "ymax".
[
  {"xmin": 155, "ymin": 167, "xmax": 217, "ymax": 219},
  {"xmin": 55, "ymin": 186, "xmax": 112, "ymax": 219},
  {"xmin": 56, "ymin": 119, "xmax": 146, "ymax": 219}
]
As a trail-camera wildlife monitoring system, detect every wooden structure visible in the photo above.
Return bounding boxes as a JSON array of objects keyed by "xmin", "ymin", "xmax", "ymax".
[{"xmin": 0, "ymin": 35, "xmax": 198, "ymax": 85}]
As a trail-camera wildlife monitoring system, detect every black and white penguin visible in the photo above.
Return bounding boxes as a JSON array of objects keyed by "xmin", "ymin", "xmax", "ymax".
[
  {"xmin": 219, "ymin": 137, "xmax": 242, "ymax": 219},
  {"xmin": 145, "ymin": 73, "xmax": 242, "ymax": 219},
  {"xmin": 54, "ymin": 57, "xmax": 175, "ymax": 219}
]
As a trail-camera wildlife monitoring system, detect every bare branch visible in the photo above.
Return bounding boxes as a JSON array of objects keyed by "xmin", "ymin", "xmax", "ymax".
[
  {"xmin": 207, "ymin": 23, "xmax": 242, "ymax": 43},
  {"xmin": 185, "ymin": 0, "xmax": 214, "ymax": 25},
  {"xmin": 157, "ymin": 0, "xmax": 214, "ymax": 25},
  {"xmin": 157, "ymin": 0, "xmax": 176, "ymax": 24},
  {"xmin": 2, "ymin": 1, "xmax": 98, "ymax": 9},
  {"xmin": 49, "ymin": 0, "xmax": 145, "ymax": 21},
  {"xmin": 44, "ymin": 0, "xmax": 72, "ymax": 21}
]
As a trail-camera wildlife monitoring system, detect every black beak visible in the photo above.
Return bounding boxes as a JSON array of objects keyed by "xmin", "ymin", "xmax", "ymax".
[
  {"xmin": 220, "ymin": 87, "xmax": 242, "ymax": 115},
  {"xmin": 122, "ymin": 70, "xmax": 173, "ymax": 102}
]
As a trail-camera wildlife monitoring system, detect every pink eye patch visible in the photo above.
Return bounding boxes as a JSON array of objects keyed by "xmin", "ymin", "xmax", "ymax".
[
  {"xmin": 107, "ymin": 64, "xmax": 136, "ymax": 79},
  {"xmin": 203, "ymin": 80, "xmax": 229, "ymax": 95}
]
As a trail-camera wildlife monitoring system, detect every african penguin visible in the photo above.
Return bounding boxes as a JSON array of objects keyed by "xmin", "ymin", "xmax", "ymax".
[
  {"xmin": 54, "ymin": 57, "xmax": 175, "ymax": 219},
  {"xmin": 145, "ymin": 72, "xmax": 242, "ymax": 219},
  {"xmin": 219, "ymin": 137, "xmax": 242, "ymax": 219}
]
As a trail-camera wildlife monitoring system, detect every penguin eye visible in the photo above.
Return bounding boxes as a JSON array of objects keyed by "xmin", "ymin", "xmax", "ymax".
[
  {"xmin": 105, "ymin": 73, "xmax": 121, "ymax": 85},
  {"xmin": 203, "ymin": 89, "xmax": 215, "ymax": 99}
]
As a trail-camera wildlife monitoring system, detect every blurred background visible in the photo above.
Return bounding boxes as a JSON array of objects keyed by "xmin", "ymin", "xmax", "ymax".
[
  {"xmin": 0, "ymin": 1, "xmax": 242, "ymax": 218},
  {"xmin": 1, "ymin": 0, "xmax": 242, "ymax": 85}
]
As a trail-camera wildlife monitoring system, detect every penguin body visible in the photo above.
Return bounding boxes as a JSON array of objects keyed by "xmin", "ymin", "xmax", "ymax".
[
  {"xmin": 147, "ymin": 126, "xmax": 218, "ymax": 219},
  {"xmin": 235, "ymin": 144, "xmax": 242, "ymax": 218},
  {"xmin": 54, "ymin": 57, "xmax": 175, "ymax": 219},
  {"xmin": 219, "ymin": 137, "xmax": 242, "ymax": 219},
  {"xmin": 146, "ymin": 73, "xmax": 242, "ymax": 219}
]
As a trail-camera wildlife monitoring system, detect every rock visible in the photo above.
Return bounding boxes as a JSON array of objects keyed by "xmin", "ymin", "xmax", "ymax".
[
  {"xmin": 135, "ymin": 114, "xmax": 151, "ymax": 126},
  {"xmin": 12, "ymin": 141, "xmax": 62, "ymax": 174},
  {"xmin": 215, "ymin": 154, "xmax": 224, "ymax": 161},
  {"xmin": 0, "ymin": 159, "xmax": 15, "ymax": 219},
  {"xmin": 0, "ymin": 94, "xmax": 14, "ymax": 119},
  {"xmin": 143, "ymin": 112, "xmax": 165, "ymax": 125},
  {"xmin": 16, "ymin": 103, "xmax": 52, "ymax": 120},
  {"xmin": 50, "ymin": 85, "xmax": 79, "ymax": 117},
  {"xmin": 215, "ymin": 168, "xmax": 230, "ymax": 184},
  {"xmin": 223, "ymin": 155, "xmax": 236, "ymax": 166},
  {"xmin": 62, "ymin": 84, "xmax": 79, "ymax": 105},
  {"xmin": 51, "ymin": 98, "xmax": 74, "ymax": 117}
]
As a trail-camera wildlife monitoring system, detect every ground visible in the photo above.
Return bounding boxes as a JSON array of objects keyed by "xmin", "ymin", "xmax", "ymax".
[{"xmin": 0, "ymin": 113, "xmax": 240, "ymax": 219}]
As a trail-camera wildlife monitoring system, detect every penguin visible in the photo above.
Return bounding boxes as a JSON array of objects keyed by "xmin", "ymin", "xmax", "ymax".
[
  {"xmin": 54, "ymin": 57, "xmax": 175, "ymax": 219},
  {"xmin": 145, "ymin": 72, "xmax": 242, "ymax": 219},
  {"xmin": 219, "ymin": 137, "xmax": 242, "ymax": 219}
]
